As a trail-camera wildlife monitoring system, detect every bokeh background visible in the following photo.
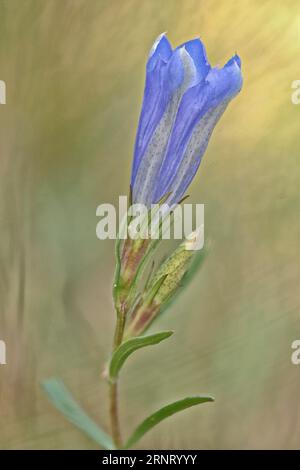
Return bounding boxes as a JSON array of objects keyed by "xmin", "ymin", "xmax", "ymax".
[{"xmin": 0, "ymin": 0, "xmax": 300, "ymax": 449}]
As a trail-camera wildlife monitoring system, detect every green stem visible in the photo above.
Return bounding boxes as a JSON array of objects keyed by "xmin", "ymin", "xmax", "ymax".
[
  {"xmin": 109, "ymin": 380, "xmax": 122, "ymax": 448},
  {"xmin": 113, "ymin": 309, "xmax": 126, "ymax": 350},
  {"xmin": 109, "ymin": 307, "xmax": 126, "ymax": 448}
]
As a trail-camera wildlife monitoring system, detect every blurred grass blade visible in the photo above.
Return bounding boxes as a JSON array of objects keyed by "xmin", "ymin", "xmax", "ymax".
[
  {"xmin": 42, "ymin": 378, "xmax": 115, "ymax": 449},
  {"xmin": 109, "ymin": 331, "xmax": 173, "ymax": 380},
  {"xmin": 125, "ymin": 395, "xmax": 214, "ymax": 449}
]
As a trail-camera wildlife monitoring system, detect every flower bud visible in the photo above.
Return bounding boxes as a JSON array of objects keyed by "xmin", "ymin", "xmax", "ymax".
[{"xmin": 125, "ymin": 227, "xmax": 204, "ymax": 337}]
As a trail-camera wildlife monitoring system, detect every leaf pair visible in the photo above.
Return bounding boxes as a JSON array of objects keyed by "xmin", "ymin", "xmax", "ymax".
[
  {"xmin": 42, "ymin": 331, "xmax": 214, "ymax": 449},
  {"xmin": 43, "ymin": 377, "xmax": 213, "ymax": 450}
]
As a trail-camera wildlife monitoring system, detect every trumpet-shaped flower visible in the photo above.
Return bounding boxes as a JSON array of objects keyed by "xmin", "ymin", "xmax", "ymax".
[{"xmin": 131, "ymin": 34, "xmax": 243, "ymax": 207}]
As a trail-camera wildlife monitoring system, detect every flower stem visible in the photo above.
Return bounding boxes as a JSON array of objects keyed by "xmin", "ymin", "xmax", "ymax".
[
  {"xmin": 113, "ymin": 309, "xmax": 126, "ymax": 350},
  {"xmin": 109, "ymin": 380, "xmax": 122, "ymax": 448},
  {"xmin": 109, "ymin": 308, "xmax": 126, "ymax": 448}
]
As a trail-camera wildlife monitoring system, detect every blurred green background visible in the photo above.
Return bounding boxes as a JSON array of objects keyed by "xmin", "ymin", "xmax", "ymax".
[{"xmin": 0, "ymin": 0, "xmax": 300, "ymax": 449}]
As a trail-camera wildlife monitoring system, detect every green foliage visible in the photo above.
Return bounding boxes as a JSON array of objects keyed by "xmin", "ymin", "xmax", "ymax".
[
  {"xmin": 42, "ymin": 378, "xmax": 115, "ymax": 450},
  {"xmin": 125, "ymin": 395, "xmax": 214, "ymax": 449},
  {"xmin": 158, "ymin": 245, "xmax": 207, "ymax": 317},
  {"xmin": 109, "ymin": 331, "xmax": 173, "ymax": 380}
]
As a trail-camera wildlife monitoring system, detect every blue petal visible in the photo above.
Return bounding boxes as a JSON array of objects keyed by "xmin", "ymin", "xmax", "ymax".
[
  {"xmin": 132, "ymin": 47, "xmax": 203, "ymax": 206},
  {"xmin": 153, "ymin": 56, "xmax": 242, "ymax": 203},
  {"xmin": 131, "ymin": 48, "xmax": 186, "ymax": 205},
  {"xmin": 177, "ymin": 38, "xmax": 211, "ymax": 82},
  {"xmin": 147, "ymin": 33, "xmax": 172, "ymax": 71},
  {"xmin": 225, "ymin": 53, "xmax": 241, "ymax": 69},
  {"xmin": 131, "ymin": 35, "xmax": 182, "ymax": 188},
  {"xmin": 166, "ymin": 101, "xmax": 230, "ymax": 205}
]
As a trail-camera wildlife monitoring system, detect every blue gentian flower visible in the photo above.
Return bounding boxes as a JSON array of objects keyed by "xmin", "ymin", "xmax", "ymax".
[{"xmin": 131, "ymin": 34, "xmax": 243, "ymax": 207}]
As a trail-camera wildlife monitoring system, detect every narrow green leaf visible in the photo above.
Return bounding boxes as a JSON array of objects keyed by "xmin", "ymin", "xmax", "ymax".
[
  {"xmin": 109, "ymin": 330, "xmax": 173, "ymax": 380},
  {"xmin": 125, "ymin": 395, "xmax": 214, "ymax": 449},
  {"xmin": 42, "ymin": 378, "xmax": 115, "ymax": 450}
]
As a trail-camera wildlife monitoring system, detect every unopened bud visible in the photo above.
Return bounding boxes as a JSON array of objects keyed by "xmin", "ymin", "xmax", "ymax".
[{"xmin": 125, "ymin": 229, "xmax": 204, "ymax": 337}]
